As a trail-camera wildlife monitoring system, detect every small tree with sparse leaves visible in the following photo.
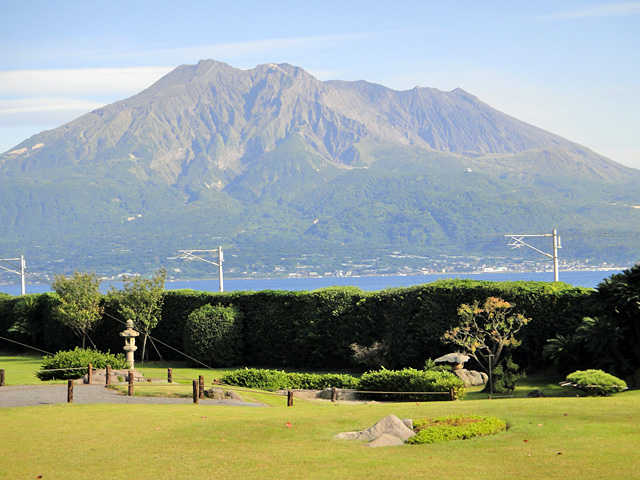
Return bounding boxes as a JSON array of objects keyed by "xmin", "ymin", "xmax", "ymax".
[
  {"xmin": 443, "ymin": 297, "xmax": 530, "ymax": 392},
  {"xmin": 108, "ymin": 268, "xmax": 166, "ymax": 362}
]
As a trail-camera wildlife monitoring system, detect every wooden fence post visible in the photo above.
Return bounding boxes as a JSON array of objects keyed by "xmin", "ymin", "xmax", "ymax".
[
  {"xmin": 450, "ymin": 388, "xmax": 455, "ymax": 401},
  {"xmin": 105, "ymin": 365, "xmax": 111, "ymax": 385},
  {"xmin": 167, "ymin": 368, "xmax": 173, "ymax": 383},
  {"xmin": 0, "ymin": 369, "xmax": 5, "ymax": 387},
  {"xmin": 287, "ymin": 390, "xmax": 294, "ymax": 407},
  {"xmin": 198, "ymin": 375, "xmax": 204, "ymax": 399},
  {"xmin": 87, "ymin": 363, "xmax": 92, "ymax": 385},
  {"xmin": 192, "ymin": 380, "xmax": 199, "ymax": 404},
  {"xmin": 67, "ymin": 380, "xmax": 74, "ymax": 403},
  {"xmin": 331, "ymin": 386, "xmax": 337, "ymax": 403},
  {"xmin": 128, "ymin": 370, "xmax": 134, "ymax": 396}
]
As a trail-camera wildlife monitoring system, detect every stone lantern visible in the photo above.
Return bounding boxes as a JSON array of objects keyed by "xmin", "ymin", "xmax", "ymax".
[{"xmin": 120, "ymin": 319, "xmax": 140, "ymax": 369}]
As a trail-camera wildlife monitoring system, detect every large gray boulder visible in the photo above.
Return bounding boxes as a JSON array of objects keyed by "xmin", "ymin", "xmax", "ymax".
[
  {"xmin": 335, "ymin": 414, "xmax": 415, "ymax": 444},
  {"xmin": 454, "ymin": 369, "xmax": 488, "ymax": 387}
]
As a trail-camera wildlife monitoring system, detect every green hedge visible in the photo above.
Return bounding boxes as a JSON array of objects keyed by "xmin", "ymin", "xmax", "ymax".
[
  {"xmin": 0, "ymin": 280, "xmax": 592, "ymax": 372},
  {"xmin": 220, "ymin": 368, "xmax": 360, "ymax": 391},
  {"xmin": 358, "ymin": 368, "xmax": 465, "ymax": 401}
]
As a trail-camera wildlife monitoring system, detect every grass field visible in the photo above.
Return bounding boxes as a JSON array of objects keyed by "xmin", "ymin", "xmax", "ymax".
[{"xmin": 2, "ymin": 353, "xmax": 639, "ymax": 479}]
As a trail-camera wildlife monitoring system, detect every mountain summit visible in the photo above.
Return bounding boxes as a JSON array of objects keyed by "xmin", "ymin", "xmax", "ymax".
[{"xmin": 2, "ymin": 60, "xmax": 639, "ymax": 275}]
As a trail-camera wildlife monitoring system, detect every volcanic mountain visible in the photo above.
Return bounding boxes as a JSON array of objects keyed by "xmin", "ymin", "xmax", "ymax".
[{"xmin": 1, "ymin": 59, "xmax": 639, "ymax": 275}]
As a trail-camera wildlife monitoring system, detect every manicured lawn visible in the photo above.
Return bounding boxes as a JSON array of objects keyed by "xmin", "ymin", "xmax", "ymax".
[
  {"xmin": 2, "ymin": 391, "xmax": 638, "ymax": 479},
  {"xmin": 2, "ymin": 353, "xmax": 637, "ymax": 479}
]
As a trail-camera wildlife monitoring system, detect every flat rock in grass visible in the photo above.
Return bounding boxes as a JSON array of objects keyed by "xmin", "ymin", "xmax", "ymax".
[
  {"xmin": 335, "ymin": 414, "xmax": 416, "ymax": 443},
  {"xmin": 367, "ymin": 433, "xmax": 404, "ymax": 448},
  {"xmin": 226, "ymin": 390, "xmax": 244, "ymax": 402}
]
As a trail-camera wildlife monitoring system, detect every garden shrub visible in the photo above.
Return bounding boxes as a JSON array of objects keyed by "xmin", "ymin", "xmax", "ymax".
[
  {"xmin": 562, "ymin": 369, "xmax": 627, "ymax": 396},
  {"xmin": 36, "ymin": 347, "xmax": 129, "ymax": 381},
  {"xmin": 183, "ymin": 303, "xmax": 243, "ymax": 367},
  {"xmin": 406, "ymin": 415, "xmax": 507, "ymax": 444},
  {"xmin": 220, "ymin": 368, "xmax": 360, "ymax": 391},
  {"xmin": 220, "ymin": 368, "xmax": 290, "ymax": 391},
  {"xmin": 285, "ymin": 372, "xmax": 360, "ymax": 390},
  {"xmin": 492, "ymin": 355, "xmax": 526, "ymax": 394},
  {"xmin": 358, "ymin": 368, "xmax": 465, "ymax": 401}
]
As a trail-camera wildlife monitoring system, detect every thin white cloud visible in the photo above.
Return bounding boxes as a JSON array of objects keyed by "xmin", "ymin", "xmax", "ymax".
[
  {"xmin": 0, "ymin": 98, "xmax": 106, "ymax": 130},
  {"xmin": 536, "ymin": 2, "xmax": 640, "ymax": 20},
  {"xmin": 0, "ymin": 67, "xmax": 173, "ymax": 97}
]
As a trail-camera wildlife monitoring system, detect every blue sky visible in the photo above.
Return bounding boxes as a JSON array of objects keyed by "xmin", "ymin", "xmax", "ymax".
[{"xmin": 2, "ymin": 1, "xmax": 639, "ymax": 168}]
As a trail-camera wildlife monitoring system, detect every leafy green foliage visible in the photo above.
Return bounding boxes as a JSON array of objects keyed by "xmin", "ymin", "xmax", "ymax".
[
  {"xmin": 492, "ymin": 355, "xmax": 526, "ymax": 394},
  {"xmin": 183, "ymin": 304, "xmax": 244, "ymax": 367},
  {"xmin": 586, "ymin": 263, "xmax": 640, "ymax": 375},
  {"xmin": 51, "ymin": 272, "xmax": 103, "ymax": 349},
  {"xmin": 220, "ymin": 368, "xmax": 359, "ymax": 391},
  {"xmin": 107, "ymin": 268, "xmax": 166, "ymax": 361},
  {"xmin": 36, "ymin": 347, "xmax": 129, "ymax": 381},
  {"xmin": 358, "ymin": 368, "xmax": 465, "ymax": 401},
  {"xmin": 283, "ymin": 372, "xmax": 360, "ymax": 390},
  {"xmin": 220, "ymin": 368, "xmax": 291, "ymax": 391},
  {"xmin": 406, "ymin": 415, "xmax": 507, "ymax": 445},
  {"xmin": 563, "ymin": 369, "xmax": 627, "ymax": 396},
  {"xmin": 2, "ymin": 280, "xmax": 593, "ymax": 373}
]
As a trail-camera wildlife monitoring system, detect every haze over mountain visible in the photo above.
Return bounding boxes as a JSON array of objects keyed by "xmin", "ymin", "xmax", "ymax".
[{"xmin": 2, "ymin": 60, "xmax": 639, "ymax": 277}]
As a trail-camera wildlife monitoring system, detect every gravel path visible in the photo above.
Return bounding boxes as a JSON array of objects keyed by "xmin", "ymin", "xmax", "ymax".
[{"xmin": 0, "ymin": 384, "xmax": 266, "ymax": 408}]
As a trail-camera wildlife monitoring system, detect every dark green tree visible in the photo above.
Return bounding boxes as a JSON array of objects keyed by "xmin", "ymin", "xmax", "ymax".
[{"xmin": 585, "ymin": 262, "xmax": 640, "ymax": 376}]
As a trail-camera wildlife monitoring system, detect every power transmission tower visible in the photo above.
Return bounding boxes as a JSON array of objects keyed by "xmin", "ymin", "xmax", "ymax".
[
  {"xmin": 505, "ymin": 230, "xmax": 562, "ymax": 282},
  {"xmin": 0, "ymin": 255, "xmax": 26, "ymax": 295},
  {"xmin": 178, "ymin": 246, "xmax": 224, "ymax": 292}
]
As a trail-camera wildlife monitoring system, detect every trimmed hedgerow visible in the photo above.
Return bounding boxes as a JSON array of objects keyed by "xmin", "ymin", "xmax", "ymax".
[
  {"xmin": 563, "ymin": 369, "xmax": 627, "ymax": 396},
  {"xmin": 36, "ymin": 347, "xmax": 129, "ymax": 381},
  {"xmin": 358, "ymin": 368, "xmax": 465, "ymax": 401},
  {"xmin": 220, "ymin": 368, "xmax": 292, "ymax": 391},
  {"xmin": 406, "ymin": 415, "xmax": 507, "ymax": 445},
  {"xmin": 285, "ymin": 372, "xmax": 360, "ymax": 390},
  {"xmin": 220, "ymin": 368, "xmax": 359, "ymax": 391}
]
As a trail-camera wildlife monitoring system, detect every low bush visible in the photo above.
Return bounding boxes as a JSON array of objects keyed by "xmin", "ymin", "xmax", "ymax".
[
  {"xmin": 220, "ymin": 368, "xmax": 290, "ymax": 391},
  {"xmin": 220, "ymin": 368, "xmax": 359, "ymax": 391},
  {"xmin": 406, "ymin": 415, "xmax": 507, "ymax": 445},
  {"xmin": 36, "ymin": 347, "xmax": 129, "ymax": 381},
  {"xmin": 562, "ymin": 369, "xmax": 627, "ymax": 396},
  {"xmin": 285, "ymin": 372, "xmax": 359, "ymax": 390},
  {"xmin": 358, "ymin": 368, "xmax": 465, "ymax": 401},
  {"xmin": 183, "ymin": 304, "xmax": 243, "ymax": 367}
]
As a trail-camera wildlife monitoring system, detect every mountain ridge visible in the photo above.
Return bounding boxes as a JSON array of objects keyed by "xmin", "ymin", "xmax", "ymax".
[{"xmin": 1, "ymin": 59, "xmax": 639, "ymax": 276}]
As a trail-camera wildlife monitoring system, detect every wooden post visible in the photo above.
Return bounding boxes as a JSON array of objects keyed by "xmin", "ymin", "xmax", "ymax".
[
  {"xmin": 87, "ymin": 363, "xmax": 92, "ymax": 385},
  {"xmin": 0, "ymin": 369, "xmax": 5, "ymax": 387},
  {"xmin": 192, "ymin": 380, "xmax": 199, "ymax": 404},
  {"xmin": 105, "ymin": 365, "xmax": 111, "ymax": 386},
  {"xmin": 167, "ymin": 368, "xmax": 173, "ymax": 383},
  {"xmin": 287, "ymin": 390, "xmax": 294, "ymax": 407},
  {"xmin": 67, "ymin": 380, "xmax": 74, "ymax": 403},
  {"xmin": 450, "ymin": 388, "xmax": 455, "ymax": 401},
  {"xmin": 331, "ymin": 386, "xmax": 337, "ymax": 402},
  {"xmin": 198, "ymin": 375, "xmax": 204, "ymax": 399},
  {"xmin": 128, "ymin": 370, "xmax": 134, "ymax": 396}
]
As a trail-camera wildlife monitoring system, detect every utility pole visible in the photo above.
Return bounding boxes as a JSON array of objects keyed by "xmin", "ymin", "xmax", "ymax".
[
  {"xmin": 505, "ymin": 230, "xmax": 562, "ymax": 282},
  {"xmin": 0, "ymin": 255, "xmax": 26, "ymax": 295},
  {"xmin": 178, "ymin": 247, "xmax": 224, "ymax": 292}
]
